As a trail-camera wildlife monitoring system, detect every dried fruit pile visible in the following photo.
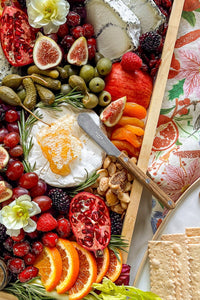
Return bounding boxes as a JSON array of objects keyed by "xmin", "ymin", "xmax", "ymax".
[{"xmin": 0, "ymin": 0, "xmax": 173, "ymax": 298}]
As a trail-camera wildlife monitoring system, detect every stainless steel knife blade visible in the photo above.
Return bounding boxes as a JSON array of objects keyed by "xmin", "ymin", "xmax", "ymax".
[{"xmin": 77, "ymin": 112, "xmax": 175, "ymax": 210}]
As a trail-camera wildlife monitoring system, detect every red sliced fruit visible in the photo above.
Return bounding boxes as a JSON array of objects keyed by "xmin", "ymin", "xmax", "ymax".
[
  {"xmin": 67, "ymin": 37, "xmax": 88, "ymax": 66},
  {"xmin": 152, "ymin": 115, "xmax": 179, "ymax": 151},
  {"xmin": 100, "ymin": 96, "xmax": 126, "ymax": 127},
  {"xmin": 0, "ymin": 146, "xmax": 9, "ymax": 169},
  {"xmin": 69, "ymin": 192, "xmax": 111, "ymax": 256},
  {"xmin": 104, "ymin": 63, "xmax": 153, "ymax": 109},
  {"xmin": 0, "ymin": 181, "xmax": 13, "ymax": 203},
  {"xmin": 33, "ymin": 33, "xmax": 62, "ymax": 70},
  {"xmin": 0, "ymin": 6, "xmax": 37, "ymax": 67}
]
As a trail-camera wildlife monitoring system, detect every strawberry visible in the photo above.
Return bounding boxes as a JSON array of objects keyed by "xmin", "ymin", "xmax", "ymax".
[
  {"xmin": 37, "ymin": 213, "xmax": 58, "ymax": 232},
  {"xmin": 104, "ymin": 63, "xmax": 153, "ymax": 109},
  {"xmin": 121, "ymin": 52, "xmax": 142, "ymax": 71}
]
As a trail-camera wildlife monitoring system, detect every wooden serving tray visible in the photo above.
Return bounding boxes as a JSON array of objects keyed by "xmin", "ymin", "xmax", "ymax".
[{"xmin": 121, "ymin": 0, "xmax": 185, "ymax": 262}]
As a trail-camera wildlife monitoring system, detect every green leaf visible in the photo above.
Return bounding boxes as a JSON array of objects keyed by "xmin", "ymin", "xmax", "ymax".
[
  {"xmin": 182, "ymin": 11, "xmax": 196, "ymax": 26},
  {"xmin": 160, "ymin": 106, "xmax": 176, "ymax": 115},
  {"xmin": 195, "ymin": 8, "xmax": 200, "ymax": 12},
  {"xmin": 175, "ymin": 139, "xmax": 182, "ymax": 145},
  {"xmin": 168, "ymin": 79, "xmax": 185, "ymax": 101}
]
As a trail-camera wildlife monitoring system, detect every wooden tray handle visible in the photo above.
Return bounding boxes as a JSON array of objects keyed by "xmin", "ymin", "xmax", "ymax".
[{"xmin": 118, "ymin": 152, "xmax": 175, "ymax": 209}]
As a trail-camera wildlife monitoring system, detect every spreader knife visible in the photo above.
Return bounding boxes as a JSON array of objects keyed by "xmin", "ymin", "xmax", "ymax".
[{"xmin": 77, "ymin": 113, "xmax": 175, "ymax": 210}]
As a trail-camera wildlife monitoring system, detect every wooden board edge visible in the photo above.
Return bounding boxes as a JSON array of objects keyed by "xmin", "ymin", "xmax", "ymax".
[{"xmin": 121, "ymin": 0, "xmax": 185, "ymax": 263}]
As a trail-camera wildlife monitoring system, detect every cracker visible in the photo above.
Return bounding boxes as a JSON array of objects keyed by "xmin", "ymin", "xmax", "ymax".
[
  {"xmin": 148, "ymin": 241, "xmax": 176, "ymax": 299},
  {"xmin": 185, "ymin": 227, "xmax": 200, "ymax": 237},
  {"xmin": 188, "ymin": 243, "xmax": 200, "ymax": 299},
  {"xmin": 161, "ymin": 234, "xmax": 191, "ymax": 300},
  {"xmin": 187, "ymin": 236, "xmax": 200, "ymax": 244}
]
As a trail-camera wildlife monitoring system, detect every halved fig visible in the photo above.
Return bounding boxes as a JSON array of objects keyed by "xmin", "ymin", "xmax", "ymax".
[
  {"xmin": 67, "ymin": 37, "xmax": 88, "ymax": 66},
  {"xmin": 100, "ymin": 96, "xmax": 126, "ymax": 127},
  {"xmin": 0, "ymin": 146, "xmax": 9, "ymax": 170},
  {"xmin": 0, "ymin": 181, "xmax": 13, "ymax": 203}
]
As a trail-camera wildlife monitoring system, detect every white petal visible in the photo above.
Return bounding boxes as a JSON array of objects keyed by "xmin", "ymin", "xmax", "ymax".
[
  {"xmin": 24, "ymin": 219, "xmax": 37, "ymax": 233},
  {"xmin": 6, "ymin": 229, "xmax": 20, "ymax": 237},
  {"xmin": 29, "ymin": 202, "xmax": 41, "ymax": 216},
  {"xmin": 43, "ymin": 23, "xmax": 59, "ymax": 34}
]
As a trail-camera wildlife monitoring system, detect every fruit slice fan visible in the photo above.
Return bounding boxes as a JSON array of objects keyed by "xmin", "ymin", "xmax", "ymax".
[{"xmin": 0, "ymin": 0, "xmax": 173, "ymax": 299}]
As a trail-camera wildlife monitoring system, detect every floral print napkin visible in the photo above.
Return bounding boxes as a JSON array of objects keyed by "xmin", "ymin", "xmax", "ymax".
[{"xmin": 148, "ymin": 0, "xmax": 200, "ymax": 233}]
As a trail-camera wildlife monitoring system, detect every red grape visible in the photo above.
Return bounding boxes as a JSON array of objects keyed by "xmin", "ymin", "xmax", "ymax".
[
  {"xmin": 9, "ymin": 145, "xmax": 23, "ymax": 157},
  {"xmin": 4, "ymin": 132, "xmax": 20, "ymax": 148},
  {"xmin": 6, "ymin": 122, "xmax": 19, "ymax": 133},
  {"xmin": 5, "ymin": 109, "xmax": 19, "ymax": 123},
  {"xmin": 32, "ymin": 196, "xmax": 52, "ymax": 212},
  {"xmin": 19, "ymin": 172, "xmax": 39, "ymax": 189},
  {"xmin": 57, "ymin": 22, "xmax": 69, "ymax": 38},
  {"xmin": 11, "ymin": 186, "xmax": 30, "ymax": 200},
  {"xmin": 0, "ymin": 128, "xmax": 9, "ymax": 142},
  {"xmin": 6, "ymin": 161, "xmax": 24, "ymax": 181},
  {"xmin": 29, "ymin": 179, "xmax": 47, "ymax": 197}
]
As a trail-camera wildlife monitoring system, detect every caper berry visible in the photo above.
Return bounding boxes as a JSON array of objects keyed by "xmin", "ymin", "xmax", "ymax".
[
  {"xmin": 96, "ymin": 58, "xmax": 112, "ymax": 76},
  {"xmin": 79, "ymin": 65, "xmax": 95, "ymax": 83},
  {"xmin": 89, "ymin": 77, "xmax": 105, "ymax": 93},
  {"xmin": 17, "ymin": 89, "xmax": 26, "ymax": 102},
  {"xmin": 98, "ymin": 91, "xmax": 112, "ymax": 106},
  {"xmin": 82, "ymin": 93, "xmax": 99, "ymax": 109}
]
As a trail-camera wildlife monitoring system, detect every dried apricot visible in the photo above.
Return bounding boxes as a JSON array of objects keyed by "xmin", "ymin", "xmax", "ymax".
[
  {"xmin": 123, "ymin": 124, "xmax": 144, "ymax": 136},
  {"xmin": 123, "ymin": 103, "xmax": 147, "ymax": 120},
  {"xmin": 111, "ymin": 140, "xmax": 140, "ymax": 157},
  {"xmin": 117, "ymin": 116, "xmax": 144, "ymax": 128},
  {"xmin": 111, "ymin": 127, "xmax": 142, "ymax": 148}
]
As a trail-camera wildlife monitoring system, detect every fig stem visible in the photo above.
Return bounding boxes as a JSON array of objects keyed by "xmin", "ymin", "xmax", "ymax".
[{"xmin": 20, "ymin": 103, "xmax": 51, "ymax": 127}]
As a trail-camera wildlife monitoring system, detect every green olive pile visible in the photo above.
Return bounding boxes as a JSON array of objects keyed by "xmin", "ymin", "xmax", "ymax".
[{"xmin": 0, "ymin": 53, "xmax": 112, "ymax": 111}]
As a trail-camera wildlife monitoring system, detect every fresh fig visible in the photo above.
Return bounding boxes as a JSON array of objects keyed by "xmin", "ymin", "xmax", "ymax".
[
  {"xmin": 33, "ymin": 33, "xmax": 62, "ymax": 70},
  {"xmin": 0, "ymin": 146, "xmax": 9, "ymax": 170},
  {"xmin": 67, "ymin": 37, "xmax": 88, "ymax": 66},
  {"xmin": 0, "ymin": 181, "xmax": 13, "ymax": 203},
  {"xmin": 100, "ymin": 96, "xmax": 126, "ymax": 127}
]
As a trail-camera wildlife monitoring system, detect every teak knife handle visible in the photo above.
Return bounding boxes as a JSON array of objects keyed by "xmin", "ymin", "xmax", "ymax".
[{"xmin": 118, "ymin": 152, "xmax": 175, "ymax": 209}]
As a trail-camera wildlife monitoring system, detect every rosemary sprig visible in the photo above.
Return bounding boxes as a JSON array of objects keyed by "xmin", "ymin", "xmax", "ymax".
[
  {"xmin": 109, "ymin": 235, "xmax": 129, "ymax": 262},
  {"xmin": 37, "ymin": 89, "xmax": 84, "ymax": 110},
  {"xmin": 66, "ymin": 171, "xmax": 99, "ymax": 197},
  {"xmin": 18, "ymin": 110, "xmax": 41, "ymax": 173},
  {"xmin": 3, "ymin": 279, "xmax": 57, "ymax": 300}
]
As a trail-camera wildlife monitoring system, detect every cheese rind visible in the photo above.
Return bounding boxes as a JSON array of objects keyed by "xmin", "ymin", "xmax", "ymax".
[
  {"xmin": 86, "ymin": 0, "xmax": 141, "ymax": 61},
  {"xmin": 122, "ymin": 0, "xmax": 165, "ymax": 34}
]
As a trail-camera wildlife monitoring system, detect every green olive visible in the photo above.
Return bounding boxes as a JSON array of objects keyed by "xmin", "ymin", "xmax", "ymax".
[
  {"xmin": 79, "ymin": 65, "xmax": 95, "ymax": 83},
  {"xmin": 94, "ymin": 52, "xmax": 104, "ymax": 64},
  {"xmin": 98, "ymin": 91, "xmax": 112, "ymax": 106},
  {"xmin": 89, "ymin": 77, "xmax": 105, "ymax": 93},
  {"xmin": 64, "ymin": 64, "xmax": 79, "ymax": 77},
  {"xmin": 82, "ymin": 93, "xmax": 99, "ymax": 109},
  {"xmin": 96, "ymin": 58, "xmax": 112, "ymax": 76},
  {"xmin": 61, "ymin": 84, "xmax": 72, "ymax": 95}
]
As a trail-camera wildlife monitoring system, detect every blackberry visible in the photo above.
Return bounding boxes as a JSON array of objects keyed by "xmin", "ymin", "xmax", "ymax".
[
  {"xmin": 0, "ymin": 224, "xmax": 8, "ymax": 242},
  {"xmin": 48, "ymin": 188, "xmax": 72, "ymax": 214},
  {"xmin": 17, "ymin": 0, "xmax": 27, "ymax": 8},
  {"xmin": 0, "ymin": 105, "xmax": 5, "ymax": 121},
  {"xmin": 139, "ymin": 31, "xmax": 163, "ymax": 53},
  {"xmin": 110, "ymin": 211, "xmax": 123, "ymax": 236}
]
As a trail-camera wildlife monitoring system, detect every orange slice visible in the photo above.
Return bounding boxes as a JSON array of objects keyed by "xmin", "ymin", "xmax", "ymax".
[
  {"xmin": 68, "ymin": 241, "xmax": 97, "ymax": 300},
  {"xmin": 96, "ymin": 247, "xmax": 110, "ymax": 283},
  {"xmin": 56, "ymin": 239, "xmax": 80, "ymax": 294},
  {"xmin": 105, "ymin": 248, "xmax": 123, "ymax": 282},
  {"xmin": 34, "ymin": 246, "xmax": 62, "ymax": 291}
]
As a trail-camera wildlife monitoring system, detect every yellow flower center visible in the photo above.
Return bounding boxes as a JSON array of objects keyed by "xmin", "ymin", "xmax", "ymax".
[{"xmin": 13, "ymin": 205, "xmax": 29, "ymax": 222}]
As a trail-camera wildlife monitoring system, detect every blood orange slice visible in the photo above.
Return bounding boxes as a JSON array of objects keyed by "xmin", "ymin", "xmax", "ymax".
[
  {"xmin": 96, "ymin": 247, "xmax": 110, "ymax": 283},
  {"xmin": 152, "ymin": 115, "xmax": 179, "ymax": 151},
  {"xmin": 56, "ymin": 239, "xmax": 79, "ymax": 294},
  {"xmin": 105, "ymin": 248, "xmax": 123, "ymax": 282},
  {"xmin": 68, "ymin": 241, "xmax": 97, "ymax": 300},
  {"xmin": 34, "ymin": 246, "xmax": 62, "ymax": 292}
]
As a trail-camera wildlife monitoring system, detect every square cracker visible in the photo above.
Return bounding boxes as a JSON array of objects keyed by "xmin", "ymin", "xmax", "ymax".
[
  {"xmin": 148, "ymin": 241, "xmax": 176, "ymax": 299},
  {"xmin": 185, "ymin": 227, "xmax": 200, "ymax": 237},
  {"xmin": 188, "ymin": 243, "xmax": 200, "ymax": 300},
  {"xmin": 161, "ymin": 233, "xmax": 191, "ymax": 300}
]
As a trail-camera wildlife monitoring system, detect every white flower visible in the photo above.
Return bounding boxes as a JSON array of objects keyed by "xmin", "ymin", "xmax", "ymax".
[
  {"xmin": 26, "ymin": 0, "xmax": 70, "ymax": 34},
  {"xmin": 0, "ymin": 195, "xmax": 41, "ymax": 237}
]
